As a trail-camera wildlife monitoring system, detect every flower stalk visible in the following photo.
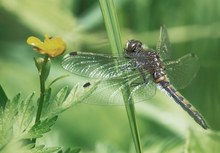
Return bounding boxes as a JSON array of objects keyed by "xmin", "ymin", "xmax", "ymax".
[
  {"xmin": 27, "ymin": 34, "xmax": 66, "ymax": 144},
  {"xmin": 35, "ymin": 55, "xmax": 49, "ymax": 123}
]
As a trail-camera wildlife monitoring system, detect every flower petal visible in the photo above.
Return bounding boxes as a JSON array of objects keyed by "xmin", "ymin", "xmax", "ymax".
[{"xmin": 27, "ymin": 35, "xmax": 66, "ymax": 57}]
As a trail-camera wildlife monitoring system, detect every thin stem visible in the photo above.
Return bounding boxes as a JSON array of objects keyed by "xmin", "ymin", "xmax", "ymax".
[
  {"xmin": 99, "ymin": 0, "xmax": 143, "ymax": 152},
  {"xmin": 99, "ymin": 0, "xmax": 123, "ymax": 55},
  {"xmin": 32, "ymin": 55, "xmax": 49, "ymax": 143},
  {"xmin": 35, "ymin": 55, "xmax": 49, "ymax": 122}
]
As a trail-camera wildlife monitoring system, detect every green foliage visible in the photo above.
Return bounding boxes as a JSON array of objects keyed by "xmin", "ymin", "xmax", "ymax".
[
  {"xmin": 1, "ymin": 0, "xmax": 220, "ymax": 153},
  {"xmin": 26, "ymin": 116, "xmax": 58, "ymax": 139},
  {"xmin": 0, "ymin": 85, "xmax": 8, "ymax": 109},
  {"xmin": 184, "ymin": 130, "xmax": 220, "ymax": 153},
  {"xmin": 58, "ymin": 148, "xmax": 81, "ymax": 153},
  {"xmin": 42, "ymin": 81, "xmax": 99, "ymax": 119},
  {"xmin": 0, "ymin": 81, "xmax": 97, "ymax": 152},
  {"xmin": 34, "ymin": 57, "xmax": 51, "ymax": 82},
  {"xmin": 0, "ymin": 91, "xmax": 60, "ymax": 153}
]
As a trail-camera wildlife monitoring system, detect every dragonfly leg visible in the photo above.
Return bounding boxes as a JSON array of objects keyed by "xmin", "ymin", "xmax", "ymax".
[
  {"xmin": 139, "ymin": 68, "xmax": 149, "ymax": 84},
  {"xmin": 130, "ymin": 68, "xmax": 149, "ymax": 87}
]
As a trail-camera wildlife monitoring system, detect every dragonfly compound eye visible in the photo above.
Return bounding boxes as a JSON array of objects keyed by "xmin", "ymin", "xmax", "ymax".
[{"xmin": 126, "ymin": 40, "xmax": 143, "ymax": 52}]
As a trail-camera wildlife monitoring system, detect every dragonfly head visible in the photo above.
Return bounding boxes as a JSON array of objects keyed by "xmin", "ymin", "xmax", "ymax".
[
  {"xmin": 125, "ymin": 40, "xmax": 143, "ymax": 52},
  {"xmin": 124, "ymin": 40, "xmax": 144, "ymax": 58}
]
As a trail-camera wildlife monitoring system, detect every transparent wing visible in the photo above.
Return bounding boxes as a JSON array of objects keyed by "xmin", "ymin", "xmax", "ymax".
[
  {"xmin": 156, "ymin": 25, "xmax": 171, "ymax": 60},
  {"xmin": 62, "ymin": 52, "xmax": 137, "ymax": 79},
  {"xmin": 164, "ymin": 53, "xmax": 200, "ymax": 89},
  {"xmin": 82, "ymin": 72, "xmax": 157, "ymax": 105},
  {"xmin": 128, "ymin": 74, "xmax": 157, "ymax": 103},
  {"xmin": 62, "ymin": 51, "xmax": 157, "ymax": 105}
]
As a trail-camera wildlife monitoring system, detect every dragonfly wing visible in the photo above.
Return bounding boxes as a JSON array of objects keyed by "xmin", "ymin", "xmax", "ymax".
[
  {"xmin": 108, "ymin": 71, "xmax": 156, "ymax": 104},
  {"xmin": 156, "ymin": 25, "xmax": 171, "ymax": 60},
  {"xmin": 164, "ymin": 53, "xmax": 200, "ymax": 89},
  {"xmin": 128, "ymin": 74, "xmax": 157, "ymax": 103},
  {"xmin": 62, "ymin": 52, "xmax": 136, "ymax": 79},
  {"xmin": 62, "ymin": 52, "xmax": 156, "ymax": 105},
  {"xmin": 79, "ymin": 70, "xmax": 156, "ymax": 105}
]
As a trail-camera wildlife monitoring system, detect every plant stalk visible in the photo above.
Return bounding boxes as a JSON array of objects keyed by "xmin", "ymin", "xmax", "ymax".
[
  {"xmin": 99, "ymin": 0, "xmax": 143, "ymax": 152},
  {"xmin": 33, "ymin": 55, "xmax": 49, "ymax": 143}
]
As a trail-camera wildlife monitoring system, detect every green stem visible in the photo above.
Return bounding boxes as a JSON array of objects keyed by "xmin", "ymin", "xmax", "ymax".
[
  {"xmin": 123, "ymin": 90, "xmax": 143, "ymax": 153},
  {"xmin": 99, "ymin": 0, "xmax": 143, "ymax": 152},
  {"xmin": 33, "ymin": 55, "xmax": 49, "ymax": 143},
  {"xmin": 99, "ymin": 0, "xmax": 123, "ymax": 54}
]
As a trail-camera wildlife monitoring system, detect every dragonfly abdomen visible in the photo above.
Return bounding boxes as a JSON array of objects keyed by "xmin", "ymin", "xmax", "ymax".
[{"xmin": 157, "ymin": 75, "xmax": 208, "ymax": 129}]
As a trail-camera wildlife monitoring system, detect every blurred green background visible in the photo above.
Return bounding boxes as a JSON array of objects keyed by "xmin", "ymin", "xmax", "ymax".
[{"xmin": 0, "ymin": 0, "xmax": 220, "ymax": 152}]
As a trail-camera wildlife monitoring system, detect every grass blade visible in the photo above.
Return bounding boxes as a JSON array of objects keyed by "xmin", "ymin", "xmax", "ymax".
[
  {"xmin": 98, "ymin": 0, "xmax": 143, "ymax": 152},
  {"xmin": 0, "ymin": 85, "xmax": 8, "ymax": 109},
  {"xmin": 99, "ymin": 0, "xmax": 123, "ymax": 55}
]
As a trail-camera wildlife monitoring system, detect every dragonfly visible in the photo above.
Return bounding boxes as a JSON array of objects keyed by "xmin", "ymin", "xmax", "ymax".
[{"xmin": 62, "ymin": 26, "xmax": 208, "ymax": 129}]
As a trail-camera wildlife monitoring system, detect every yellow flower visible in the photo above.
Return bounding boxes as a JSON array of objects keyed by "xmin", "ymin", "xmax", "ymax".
[{"xmin": 27, "ymin": 34, "xmax": 66, "ymax": 57}]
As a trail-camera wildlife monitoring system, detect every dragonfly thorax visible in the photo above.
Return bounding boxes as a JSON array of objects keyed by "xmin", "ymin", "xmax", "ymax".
[
  {"xmin": 124, "ymin": 40, "xmax": 166, "ymax": 82},
  {"xmin": 145, "ymin": 51, "xmax": 166, "ymax": 82}
]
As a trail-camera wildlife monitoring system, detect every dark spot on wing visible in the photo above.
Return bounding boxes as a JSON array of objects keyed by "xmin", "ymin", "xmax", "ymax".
[
  {"xmin": 83, "ymin": 82, "xmax": 91, "ymax": 88},
  {"xmin": 69, "ymin": 52, "xmax": 78, "ymax": 56}
]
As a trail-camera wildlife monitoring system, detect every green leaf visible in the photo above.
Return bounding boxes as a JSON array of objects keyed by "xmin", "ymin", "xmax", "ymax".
[
  {"xmin": 29, "ymin": 145, "xmax": 61, "ymax": 153},
  {"xmin": 14, "ymin": 93, "xmax": 35, "ymax": 135},
  {"xmin": 52, "ymin": 86, "xmax": 69, "ymax": 107},
  {"xmin": 70, "ymin": 148, "xmax": 81, "ymax": 153},
  {"xmin": 43, "ymin": 81, "xmax": 99, "ymax": 119},
  {"xmin": 26, "ymin": 116, "xmax": 58, "ymax": 139},
  {"xmin": 34, "ymin": 57, "xmax": 44, "ymax": 72},
  {"xmin": 34, "ymin": 56, "xmax": 51, "ymax": 82},
  {"xmin": 0, "ymin": 93, "xmax": 21, "ymax": 150},
  {"xmin": 44, "ymin": 88, "xmax": 52, "ymax": 107},
  {"xmin": 63, "ymin": 81, "xmax": 99, "ymax": 106},
  {"xmin": 59, "ymin": 148, "xmax": 81, "ymax": 153},
  {"xmin": 184, "ymin": 130, "xmax": 220, "ymax": 153},
  {"xmin": 48, "ymin": 74, "xmax": 70, "ymax": 87},
  {"xmin": 16, "ymin": 144, "xmax": 61, "ymax": 153},
  {"xmin": 41, "ymin": 88, "xmax": 52, "ymax": 116},
  {"xmin": 0, "ymin": 85, "xmax": 8, "ymax": 109},
  {"xmin": 42, "ymin": 86, "xmax": 69, "ymax": 118},
  {"xmin": 43, "ymin": 58, "xmax": 51, "ymax": 82}
]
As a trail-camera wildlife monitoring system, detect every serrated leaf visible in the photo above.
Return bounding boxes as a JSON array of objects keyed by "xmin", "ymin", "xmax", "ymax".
[
  {"xmin": 0, "ymin": 93, "xmax": 21, "ymax": 150},
  {"xmin": 0, "ymin": 85, "xmax": 8, "ymax": 109},
  {"xmin": 0, "ymin": 93, "xmax": 64, "ymax": 153},
  {"xmin": 43, "ymin": 80, "xmax": 99, "ymax": 118},
  {"xmin": 25, "ymin": 116, "xmax": 58, "ymax": 139},
  {"xmin": 42, "ymin": 82, "xmax": 99, "ymax": 122},
  {"xmin": 5, "ymin": 144, "xmax": 61, "ymax": 153},
  {"xmin": 42, "ymin": 87, "xmax": 69, "ymax": 118},
  {"xmin": 52, "ymin": 86, "xmax": 69, "ymax": 107},
  {"xmin": 15, "ymin": 93, "xmax": 35, "ymax": 135},
  {"xmin": 63, "ymin": 81, "xmax": 99, "ymax": 107},
  {"xmin": 29, "ymin": 145, "xmax": 61, "ymax": 153}
]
